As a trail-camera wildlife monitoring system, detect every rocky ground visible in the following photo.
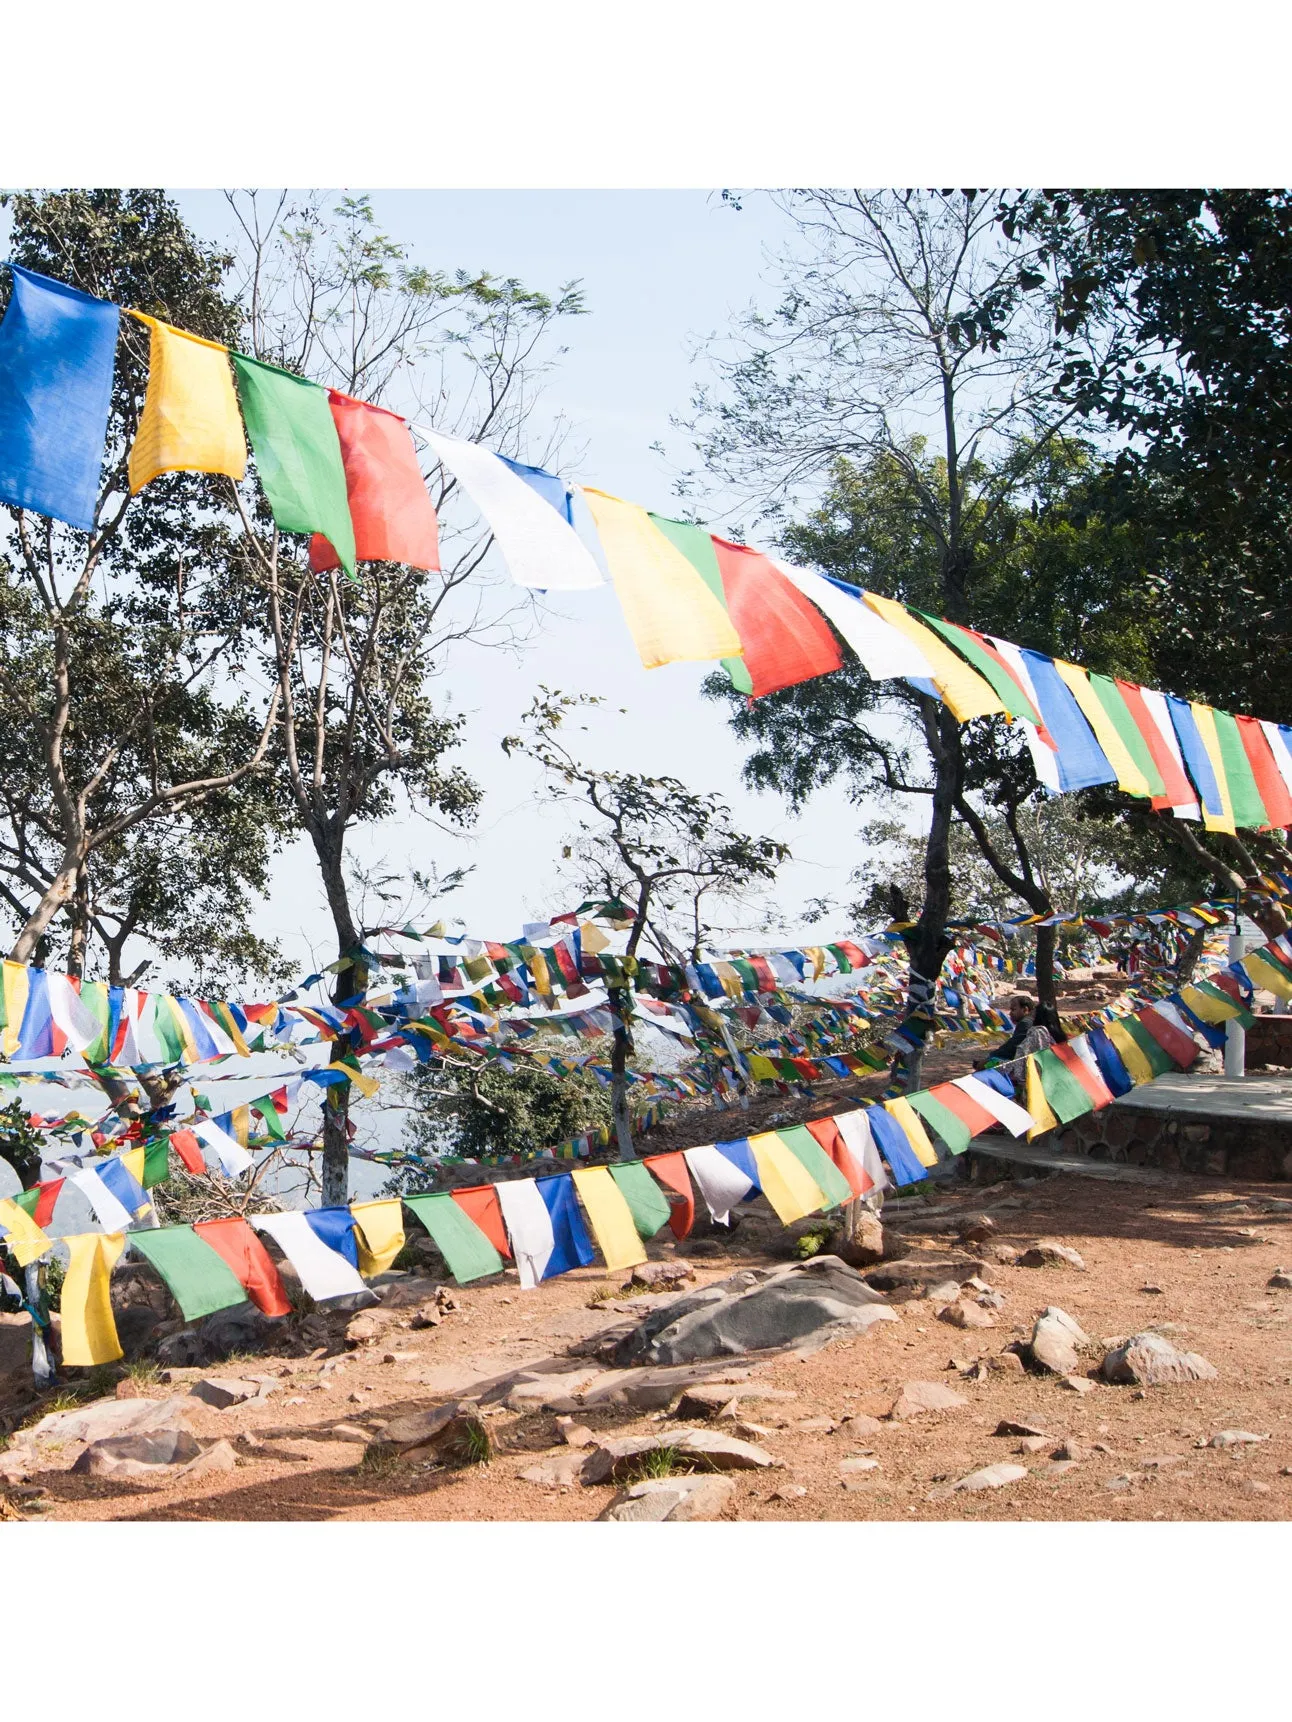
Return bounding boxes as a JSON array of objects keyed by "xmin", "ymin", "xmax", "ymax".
[{"xmin": 4, "ymin": 1158, "xmax": 1292, "ymax": 1523}]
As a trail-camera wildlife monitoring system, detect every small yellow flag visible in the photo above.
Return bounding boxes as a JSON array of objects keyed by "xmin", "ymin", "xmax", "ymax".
[{"xmin": 128, "ymin": 314, "xmax": 247, "ymax": 494}]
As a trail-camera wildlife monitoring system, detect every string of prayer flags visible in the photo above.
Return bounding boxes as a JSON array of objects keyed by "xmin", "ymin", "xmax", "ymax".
[
  {"xmin": 0, "ymin": 264, "xmax": 119, "ymax": 530},
  {"xmin": 127, "ymin": 314, "xmax": 246, "ymax": 493},
  {"xmin": 309, "ymin": 393, "xmax": 440, "ymax": 574},
  {"xmin": 231, "ymin": 353, "xmax": 356, "ymax": 578},
  {"xmin": 404, "ymin": 1193, "xmax": 505, "ymax": 1283},
  {"xmin": 418, "ymin": 427, "xmax": 602, "ymax": 591},
  {"xmin": 193, "ymin": 1216, "xmax": 292, "ymax": 1317},
  {"xmin": 128, "ymin": 1225, "xmax": 249, "ymax": 1323},
  {"xmin": 569, "ymin": 1167, "xmax": 647, "ymax": 1270},
  {"xmin": 60, "ymin": 1232, "xmax": 126, "ymax": 1366}
]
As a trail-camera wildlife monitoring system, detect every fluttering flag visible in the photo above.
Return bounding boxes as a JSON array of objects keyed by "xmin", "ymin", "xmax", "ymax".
[
  {"xmin": 129, "ymin": 1225, "xmax": 249, "ymax": 1322},
  {"xmin": 863, "ymin": 597, "xmax": 1005, "ymax": 721},
  {"xmin": 419, "ymin": 428, "xmax": 602, "ymax": 590},
  {"xmin": 61, "ymin": 1232, "xmax": 126, "ymax": 1366},
  {"xmin": 405, "ymin": 1193, "xmax": 504, "ymax": 1283},
  {"xmin": 0, "ymin": 1196, "xmax": 53, "ymax": 1267},
  {"xmin": 127, "ymin": 315, "xmax": 246, "ymax": 494},
  {"xmin": 231, "ymin": 353, "xmax": 356, "ymax": 577},
  {"xmin": 1003, "ymin": 646, "xmax": 1118, "ymax": 793},
  {"xmin": 570, "ymin": 1166, "xmax": 647, "ymax": 1270},
  {"xmin": 1131, "ymin": 685, "xmax": 1201, "ymax": 818},
  {"xmin": 831, "ymin": 1109, "xmax": 892, "ymax": 1195},
  {"xmin": 498, "ymin": 453, "xmax": 575, "ymax": 521},
  {"xmin": 1025, "ymin": 1059, "xmax": 1061, "ymax": 1139},
  {"xmin": 1211, "ymin": 708, "xmax": 1274, "ymax": 830},
  {"xmin": 607, "ymin": 1161, "xmax": 673, "ymax": 1240},
  {"xmin": 66, "ymin": 1164, "xmax": 137, "ymax": 1233},
  {"xmin": 919, "ymin": 615, "xmax": 1042, "ymax": 724},
  {"xmin": 193, "ymin": 1118, "xmax": 254, "ymax": 1178},
  {"xmin": 303, "ymin": 1206, "xmax": 360, "ymax": 1269},
  {"xmin": 252, "ymin": 1211, "xmax": 367, "ymax": 1300},
  {"xmin": 1166, "ymin": 696, "xmax": 1230, "ymax": 831},
  {"xmin": 309, "ymin": 393, "xmax": 440, "ymax": 574},
  {"xmin": 450, "ymin": 1184, "xmax": 512, "ymax": 1258},
  {"xmin": 194, "ymin": 1216, "xmax": 292, "ymax": 1316},
  {"xmin": 773, "ymin": 566, "xmax": 933, "ymax": 682},
  {"xmin": 1032, "ymin": 1045, "xmax": 1097, "ymax": 1124},
  {"xmin": 882, "ymin": 1097, "xmax": 940, "ymax": 1168},
  {"xmin": 773, "ymin": 1125, "xmax": 855, "ymax": 1209},
  {"xmin": 1238, "ymin": 717, "xmax": 1292, "ymax": 827},
  {"xmin": 0, "ymin": 264, "xmax": 119, "ymax": 530},
  {"xmin": 349, "ymin": 1199, "xmax": 406, "ymax": 1277},
  {"xmin": 494, "ymin": 1174, "xmax": 594, "ymax": 1288},
  {"xmin": 863, "ymin": 1105, "xmax": 929, "ymax": 1185},
  {"xmin": 746, "ymin": 1132, "xmax": 826, "ymax": 1224},
  {"xmin": 907, "ymin": 1089, "xmax": 974, "ymax": 1156},
  {"xmin": 1050, "ymin": 661, "xmax": 1152, "ymax": 797},
  {"xmin": 168, "ymin": 1129, "xmax": 206, "ymax": 1176},
  {"xmin": 580, "ymin": 489, "xmax": 741, "ymax": 668},
  {"xmin": 642, "ymin": 1152, "xmax": 695, "ymax": 1239},
  {"xmin": 682, "ymin": 1144, "xmax": 757, "ymax": 1225},
  {"xmin": 647, "ymin": 518, "xmax": 841, "ymax": 696}
]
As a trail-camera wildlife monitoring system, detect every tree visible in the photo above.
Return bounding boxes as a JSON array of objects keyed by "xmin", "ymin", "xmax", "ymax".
[
  {"xmin": 505, "ymin": 690, "xmax": 786, "ymax": 1158},
  {"xmin": 226, "ymin": 192, "xmax": 586, "ymax": 1203},
  {"xmin": 0, "ymin": 190, "xmax": 285, "ymax": 978},
  {"xmin": 685, "ymin": 190, "xmax": 1131, "ymax": 1082}
]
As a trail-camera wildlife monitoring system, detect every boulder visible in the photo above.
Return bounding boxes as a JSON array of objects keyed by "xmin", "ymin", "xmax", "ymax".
[
  {"xmin": 953, "ymin": 1462, "xmax": 1028, "ymax": 1491},
  {"xmin": 598, "ymin": 1475, "xmax": 736, "ymax": 1521},
  {"xmin": 939, "ymin": 1300, "xmax": 996, "ymax": 1330},
  {"xmin": 580, "ymin": 1427, "xmax": 777, "ymax": 1485},
  {"xmin": 834, "ymin": 1210, "xmax": 885, "ymax": 1269},
  {"xmin": 673, "ymin": 1383, "xmax": 796, "ymax": 1420},
  {"xmin": 1017, "ymin": 1240, "xmax": 1086, "ymax": 1271},
  {"xmin": 864, "ymin": 1258, "xmax": 986, "ymax": 1297},
  {"xmin": 1101, "ymin": 1332, "xmax": 1218, "ymax": 1386},
  {"xmin": 580, "ymin": 1434, "xmax": 682, "ymax": 1486},
  {"xmin": 22, "ymin": 1393, "xmax": 193, "ymax": 1451},
  {"xmin": 520, "ymin": 1451, "xmax": 588, "ymax": 1488},
  {"xmin": 155, "ymin": 1303, "xmax": 283, "ymax": 1369},
  {"xmin": 1029, "ymin": 1306, "xmax": 1090, "ymax": 1375},
  {"xmin": 71, "ymin": 1428, "xmax": 201, "ymax": 1475},
  {"xmin": 612, "ymin": 1257, "xmax": 895, "ymax": 1367},
  {"xmin": 889, "ymin": 1381, "xmax": 968, "ymax": 1420},
  {"xmin": 189, "ymin": 1377, "xmax": 260, "ymax": 1411},
  {"xmin": 673, "ymin": 1428, "xmax": 779, "ymax": 1471},
  {"xmin": 959, "ymin": 1215, "xmax": 998, "ymax": 1245},
  {"xmin": 625, "ymin": 1262, "xmax": 696, "ymax": 1292},
  {"xmin": 369, "ymin": 1401, "xmax": 493, "ymax": 1465}
]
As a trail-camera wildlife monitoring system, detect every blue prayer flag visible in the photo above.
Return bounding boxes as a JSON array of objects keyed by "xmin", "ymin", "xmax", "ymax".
[{"xmin": 304, "ymin": 1205, "xmax": 360, "ymax": 1269}]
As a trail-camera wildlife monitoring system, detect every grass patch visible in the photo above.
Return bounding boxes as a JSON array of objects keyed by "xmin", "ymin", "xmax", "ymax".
[
  {"xmin": 121, "ymin": 1359, "xmax": 162, "ymax": 1386},
  {"xmin": 621, "ymin": 1444, "xmax": 693, "ymax": 1484},
  {"xmin": 454, "ymin": 1421, "xmax": 493, "ymax": 1468},
  {"xmin": 586, "ymin": 1283, "xmax": 624, "ymax": 1306},
  {"xmin": 356, "ymin": 1445, "xmax": 403, "ymax": 1480}
]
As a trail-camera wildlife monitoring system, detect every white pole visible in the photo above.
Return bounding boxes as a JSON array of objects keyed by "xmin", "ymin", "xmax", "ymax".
[{"xmin": 1225, "ymin": 926, "xmax": 1247, "ymax": 1080}]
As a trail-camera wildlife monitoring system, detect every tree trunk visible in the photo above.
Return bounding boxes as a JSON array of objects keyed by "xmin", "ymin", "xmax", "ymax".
[
  {"xmin": 608, "ymin": 983, "xmax": 635, "ymax": 1161},
  {"xmin": 318, "ymin": 835, "xmax": 366, "ymax": 1207},
  {"xmin": 10, "ymin": 845, "xmax": 83, "ymax": 963},
  {"xmin": 1176, "ymin": 925, "xmax": 1207, "ymax": 985},
  {"xmin": 1033, "ymin": 923, "xmax": 1058, "ymax": 1011},
  {"xmin": 892, "ymin": 701, "xmax": 960, "ymax": 1092}
]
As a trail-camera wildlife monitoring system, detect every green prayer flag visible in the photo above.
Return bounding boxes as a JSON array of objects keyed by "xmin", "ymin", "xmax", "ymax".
[
  {"xmin": 917, "ymin": 612, "xmax": 1042, "ymax": 724},
  {"xmin": 1119, "ymin": 1016, "xmax": 1176, "ymax": 1077},
  {"xmin": 251, "ymin": 1097, "xmax": 287, "ymax": 1143},
  {"xmin": 1088, "ymin": 674, "xmax": 1166, "ymax": 798},
  {"xmin": 647, "ymin": 513, "xmax": 753, "ymax": 694},
  {"xmin": 231, "ymin": 353, "xmax": 356, "ymax": 576},
  {"xmin": 775, "ymin": 1124, "xmax": 855, "ymax": 1205},
  {"xmin": 906, "ymin": 1092, "xmax": 973, "ymax": 1155},
  {"xmin": 1033, "ymin": 1046, "xmax": 1096, "ymax": 1124},
  {"xmin": 129, "ymin": 1225, "xmax": 249, "ymax": 1322},
  {"xmin": 1212, "ymin": 709, "xmax": 1272, "ymax": 829},
  {"xmin": 608, "ymin": 1162, "xmax": 672, "ymax": 1239},
  {"xmin": 141, "ymin": 1136, "xmax": 173, "ymax": 1188},
  {"xmin": 11, "ymin": 1188, "xmax": 38, "ymax": 1219},
  {"xmin": 403, "ymin": 1194, "xmax": 503, "ymax": 1283}
]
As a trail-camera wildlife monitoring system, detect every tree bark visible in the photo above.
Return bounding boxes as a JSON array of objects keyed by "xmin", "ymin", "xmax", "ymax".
[
  {"xmin": 892, "ymin": 701, "xmax": 960, "ymax": 1092},
  {"xmin": 318, "ymin": 833, "xmax": 366, "ymax": 1207},
  {"xmin": 1033, "ymin": 923, "xmax": 1058, "ymax": 1011},
  {"xmin": 608, "ymin": 982, "xmax": 635, "ymax": 1161}
]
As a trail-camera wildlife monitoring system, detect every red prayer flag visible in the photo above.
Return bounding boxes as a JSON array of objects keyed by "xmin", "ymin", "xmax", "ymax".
[
  {"xmin": 642, "ymin": 1151, "xmax": 694, "ymax": 1239},
  {"xmin": 168, "ymin": 1128, "xmax": 206, "ymax": 1174},
  {"xmin": 1136, "ymin": 1006, "xmax": 1199, "ymax": 1068},
  {"xmin": 309, "ymin": 392, "xmax": 440, "ymax": 574},
  {"xmin": 1049, "ymin": 1043, "xmax": 1114, "ymax": 1108},
  {"xmin": 804, "ymin": 1115, "xmax": 872, "ymax": 1198},
  {"xmin": 31, "ymin": 1178, "xmax": 64, "ymax": 1228},
  {"xmin": 1116, "ymin": 679, "xmax": 1196, "ymax": 812},
  {"xmin": 194, "ymin": 1216, "xmax": 292, "ymax": 1317},
  {"xmin": 1235, "ymin": 714, "xmax": 1292, "ymax": 827},
  {"xmin": 710, "ymin": 537, "xmax": 843, "ymax": 698},
  {"xmin": 927, "ymin": 1081, "xmax": 997, "ymax": 1136},
  {"xmin": 451, "ymin": 1185, "xmax": 512, "ymax": 1258}
]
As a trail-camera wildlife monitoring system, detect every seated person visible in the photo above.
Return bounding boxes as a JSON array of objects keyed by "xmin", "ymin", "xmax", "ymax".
[{"xmin": 973, "ymin": 994, "xmax": 1058, "ymax": 1071}]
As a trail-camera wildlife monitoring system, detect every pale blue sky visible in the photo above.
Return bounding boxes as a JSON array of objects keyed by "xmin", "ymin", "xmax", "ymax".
[{"xmin": 171, "ymin": 190, "xmax": 882, "ymax": 980}]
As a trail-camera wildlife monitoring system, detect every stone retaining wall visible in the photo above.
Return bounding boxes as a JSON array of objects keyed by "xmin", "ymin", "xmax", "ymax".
[{"xmin": 1047, "ymin": 1097, "xmax": 1292, "ymax": 1182}]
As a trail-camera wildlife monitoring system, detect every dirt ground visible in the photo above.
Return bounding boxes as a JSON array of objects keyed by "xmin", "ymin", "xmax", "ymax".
[{"xmin": 11, "ymin": 1158, "xmax": 1292, "ymax": 1523}]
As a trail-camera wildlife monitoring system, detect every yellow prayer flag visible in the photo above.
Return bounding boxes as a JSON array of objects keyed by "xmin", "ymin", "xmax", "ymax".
[
  {"xmin": 1178, "ymin": 984, "xmax": 1243, "ymax": 1026},
  {"xmin": 127, "ymin": 314, "xmax": 247, "ymax": 495},
  {"xmin": 1, "ymin": 961, "xmax": 30, "ymax": 1058},
  {"xmin": 862, "ymin": 595, "xmax": 1005, "ymax": 722},
  {"xmin": 581, "ymin": 489, "xmax": 741, "ymax": 668},
  {"xmin": 0, "ymin": 1197, "xmax": 52, "ymax": 1268},
  {"xmin": 1190, "ymin": 702, "xmax": 1237, "ymax": 834},
  {"xmin": 1051, "ymin": 660, "xmax": 1151, "ymax": 798},
  {"xmin": 350, "ymin": 1199, "xmax": 406, "ymax": 1277},
  {"xmin": 571, "ymin": 1167, "xmax": 647, "ymax": 1270},
  {"xmin": 883, "ymin": 1098, "xmax": 939, "ymax": 1167},
  {"xmin": 1024, "ymin": 1057, "xmax": 1060, "ymax": 1141},
  {"xmin": 748, "ymin": 1132, "xmax": 826, "ymax": 1224},
  {"xmin": 1106, "ymin": 1020, "xmax": 1155, "ymax": 1085},
  {"xmin": 61, "ymin": 1233, "xmax": 126, "ymax": 1366},
  {"xmin": 1241, "ymin": 953, "xmax": 1292, "ymax": 1001}
]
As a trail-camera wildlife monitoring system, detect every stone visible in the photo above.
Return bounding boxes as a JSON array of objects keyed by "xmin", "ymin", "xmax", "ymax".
[
  {"xmin": 989, "ymin": 1243, "xmax": 1020, "ymax": 1265},
  {"xmin": 1017, "ymin": 1240, "xmax": 1086, "ymax": 1271},
  {"xmin": 580, "ymin": 1434, "xmax": 679, "ymax": 1486},
  {"xmin": 953, "ymin": 1462, "xmax": 1028, "ymax": 1491},
  {"xmin": 995, "ymin": 1419, "xmax": 1048, "ymax": 1437},
  {"xmin": 520, "ymin": 1451, "xmax": 587, "ymax": 1488},
  {"xmin": 939, "ymin": 1300, "xmax": 996, "ymax": 1330},
  {"xmin": 1052, "ymin": 1439, "xmax": 1092, "ymax": 1462},
  {"xmin": 555, "ymin": 1418, "xmax": 597, "ymax": 1449},
  {"xmin": 1140, "ymin": 1284, "xmax": 1165, "ymax": 1295},
  {"xmin": 21, "ymin": 1393, "xmax": 193, "ymax": 1452},
  {"xmin": 189, "ymin": 1377, "xmax": 260, "ymax": 1410},
  {"xmin": 959, "ymin": 1215, "xmax": 998, "ymax": 1245},
  {"xmin": 193, "ymin": 1303, "xmax": 282, "ymax": 1362},
  {"xmin": 329, "ymin": 1423, "xmax": 372, "ymax": 1443},
  {"xmin": 889, "ymin": 1381, "xmax": 968, "ymax": 1419},
  {"xmin": 929, "ymin": 1280, "xmax": 965, "ymax": 1305},
  {"xmin": 768, "ymin": 1485, "xmax": 808, "ymax": 1502},
  {"xmin": 613, "ymin": 1257, "xmax": 896, "ymax": 1367},
  {"xmin": 1208, "ymin": 1429, "xmax": 1267, "ymax": 1449},
  {"xmin": 1045, "ymin": 1460, "xmax": 1081, "ymax": 1476},
  {"xmin": 503, "ymin": 1372, "xmax": 599, "ymax": 1412},
  {"xmin": 834, "ymin": 1209, "xmax": 885, "ymax": 1268},
  {"xmin": 409, "ymin": 1307, "xmax": 443, "ymax": 1331},
  {"xmin": 626, "ymin": 1261, "xmax": 696, "ymax": 1292},
  {"xmin": 1059, "ymin": 1375, "xmax": 1095, "ymax": 1394},
  {"xmin": 598, "ymin": 1474, "xmax": 736, "ymax": 1522},
  {"xmin": 381, "ymin": 1352, "xmax": 417, "ymax": 1365},
  {"xmin": 375, "ymin": 1275, "xmax": 444, "ymax": 1309},
  {"xmin": 71, "ymin": 1428, "xmax": 201, "ymax": 1475},
  {"xmin": 182, "ymin": 1438, "xmax": 238, "ymax": 1480},
  {"xmin": 1267, "ymin": 1269, "xmax": 1292, "ymax": 1290},
  {"xmin": 673, "ymin": 1383, "xmax": 797, "ymax": 1420},
  {"xmin": 988, "ymin": 1350, "xmax": 1026, "ymax": 1376},
  {"xmin": 1017, "ymin": 1436, "xmax": 1050, "ymax": 1454},
  {"xmin": 864, "ymin": 1258, "xmax": 986, "ymax": 1296},
  {"xmin": 1142, "ymin": 1454, "xmax": 1188, "ymax": 1469},
  {"xmin": 674, "ymin": 1428, "xmax": 779, "ymax": 1472},
  {"xmin": 344, "ymin": 1312, "xmax": 386, "ymax": 1348},
  {"xmin": 838, "ymin": 1455, "xmax": 880, "ymax": 1474},
  {"xmin": 795, "ymin": 1416, "xmax": 837, "ymax": 1433},
  {"xmin": 369, "ymin": 1402, "xmax": 493, "ymax": 1465},
  {"xmin": 1101, "ymin": 1333, "xmax": 1218, "ymax": 1386},
  {"xmin": 1029, "ymin": 1306, "xmax": 1091, "ymax": 1375},
  {"xmin": 842, "ymin": 1413, "xmax": 884, "ymax": 1436}
]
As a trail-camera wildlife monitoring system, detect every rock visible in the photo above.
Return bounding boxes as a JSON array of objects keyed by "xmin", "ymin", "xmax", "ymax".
[
  {"xmin": 959, "ymin": 1215, "xmax": 998, "ymax": 1245},
  {"xmin": 182, "ymin": 1438, "xmax": 238, "ymax": 1480},
  {"xmin": 796, "ymin": 1416, "xmax": 837, "ymax": 1433},
  {"xmin": 555, "ymin": 1417, "xmax": 597, "ymax": 1448},
  {"xmin": 520, "ymin": 1451, "xmax": 587, "ymax": 1488},
  {"xmin": 329, "ymin": 1423, "xmax": 372, "ymax": 1443},
  {"xmin": 22, "ymin": 1393, "xmax": 193, "ymax": 1453},
  {"xmin": 977, "ymin": 1291, "xmax": 1007, "ymax": 1310},
  {"xmin": 580, "ymin": 1434, "xmax": 681, "ymax": 1485},
  {"xmin": 344, "ymin": 1312, "xmax": 387, "ymax": 1348},
  {"xmin": 1017, "ymin": 1240, "xmax": 1086, "ymax": 1271},
  {"xmin": 503, "ymin": 1372, "xmax": 599, "ymax": 1412},
  {"xmin": 598, "ymin": 1474, "xmax": 736, "ymax": 1521},
  {"xmin": 626, "ymin": 1262, "xmax": 696, "ymax": 1291},
  {"xmin": 953, "ymin": 1462, "xmax": 1028, "ymax": 1491},
  {"xmin": 1018, "ymin": 1436, "xmax": 1050, "ymax": 1454},
  {"xmin": 1052, "ymin": 1439, "xmax": 1092, "ymax": 1462},
  {"xmin": 381, "ymin": 1352, "xmax": 417, "ymax": 1365},
  {"xmin": 580, "ymin": 1426, "xmax": 777, "ymax": 1485},
  {"xmin": 1140, "ymin": 1284, "xmax": 1165, "ymax": 1295},
  {"xmin": 673, "ymin": 1383, "xmax": 797, "ymax": 1420},
  {"xmin": 1267, "ymin": 1269, "xmax": 1292, "ymax": 1290},
  {"xmin": 189, "ymin": 1377, "xmax": 260, "ymax": 1410},
  {"xmin": 675, "ymin": 1428, "xmax": 778, "ymax": 1471},
  {"xmin": 889, "ymin": 1381, "xmax": 968, "ymax": 1420},
  {"xmin": 989, "ymin": 1243, "xmax": 1020, "ymax": 1265},
  {"xmin": 1245, "ymin": 1479, "xmax": 1271, "ymax": 1495},
  {"xmin": 1059, "ymin": 1375, "xmax": 1095, "ymax": 1394},
  {"xmin": 842, "ymin": 1413, "xmax": 884, "ymax": 1436},
  {"xmin": 376, "ymin": 1276, "xmax": 444, "ymax": 1309},
  {"xmin": 1142, "ymin": 1454, "xmax": 1188, "ymax": 1469},
  {"xmin": 1029, "ymin": 1306, "xmax": 1091, "ymax": 1375},
  {"xmin": 834, "ymin": 1210, "xmax": 885, "ymax": 1268},
  {"xmin": 1045, "ymin": 1460, "xmax": 1081, "ymax": 1476},
  {"xmin": 613, "ymin": 1257, "xmax": 896, "ymax": 1367},
  {"xmin": 864, "ymin": 1258, "xmax": 986, "ymax": 1296},
  {"xmin": 1208, "ymin": 1429, "xmax": 1268, "ymax": 1449},
  {"xmin": 409, "ymin": 1306, "xmax": 443, "ymax": 1331},
  {"xmin": 1101, "ymin": 1332, "xmax": 1218, "ymax": 1386},
  {"xmin": 369, "ymin": 1402, "xmax": 493, "ymax": 1465},
  {"xmin": 995, "ymin": 1418, "xmax": 1048, "ymax": 1437},
  {"xmin": 939, "ymin": 1300, "xmax": 996, "ymax": 1330},
  {"xmin": 838, "ymin": 1455, "xmax": 880, "ymax": 1475},
  {"xmin": 768, "ymin": 1485, "xmax": 808, "ymax": 1502},
  {"xmin": 989, "ymin": 1350, "xmax": 1026, "ymax": 1376},
  {"xmin": 71, "ymin": 1428, "xmax": 201, "ymax": 1476},
  {"xmin": 928, "ymin": 1280, "xmax": 964, "ymax": 1304}
]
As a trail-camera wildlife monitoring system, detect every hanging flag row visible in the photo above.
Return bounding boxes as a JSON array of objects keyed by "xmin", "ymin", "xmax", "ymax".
[{"xmin": 5, "ymin": 261, "xmax": 1292, "ymax": 833}]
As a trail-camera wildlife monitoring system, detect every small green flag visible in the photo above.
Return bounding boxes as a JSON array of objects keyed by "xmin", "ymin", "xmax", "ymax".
[
  {"xmin": 608, "ymin": 1162, "xmax": 672, "ymax": 1239},
  {"xmin": 141, "ymin": 1136, "xmax": 173, "ymax": 1188},
  {"xmin": 1033, "ymin": 1046, "xmax": 1097, "ymax": 1124},
  {"xmin": 403, "ymin": 1194, "xmax": 503, "ymax": 1284},
  {"xmin": 775, "ymin": 1124, "xmax": 856, "ymax": 1205},
  {"xmin": 231, "ymin": 353, "xmax": 356, "ymax": 576},
  {"xmin": 129, "ymin": 1226, "xmax": 249, "ymax": 1322},
  {"xmin": 907, "ymin": 1092, "xmax": 973, "ymax": 1156}
]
